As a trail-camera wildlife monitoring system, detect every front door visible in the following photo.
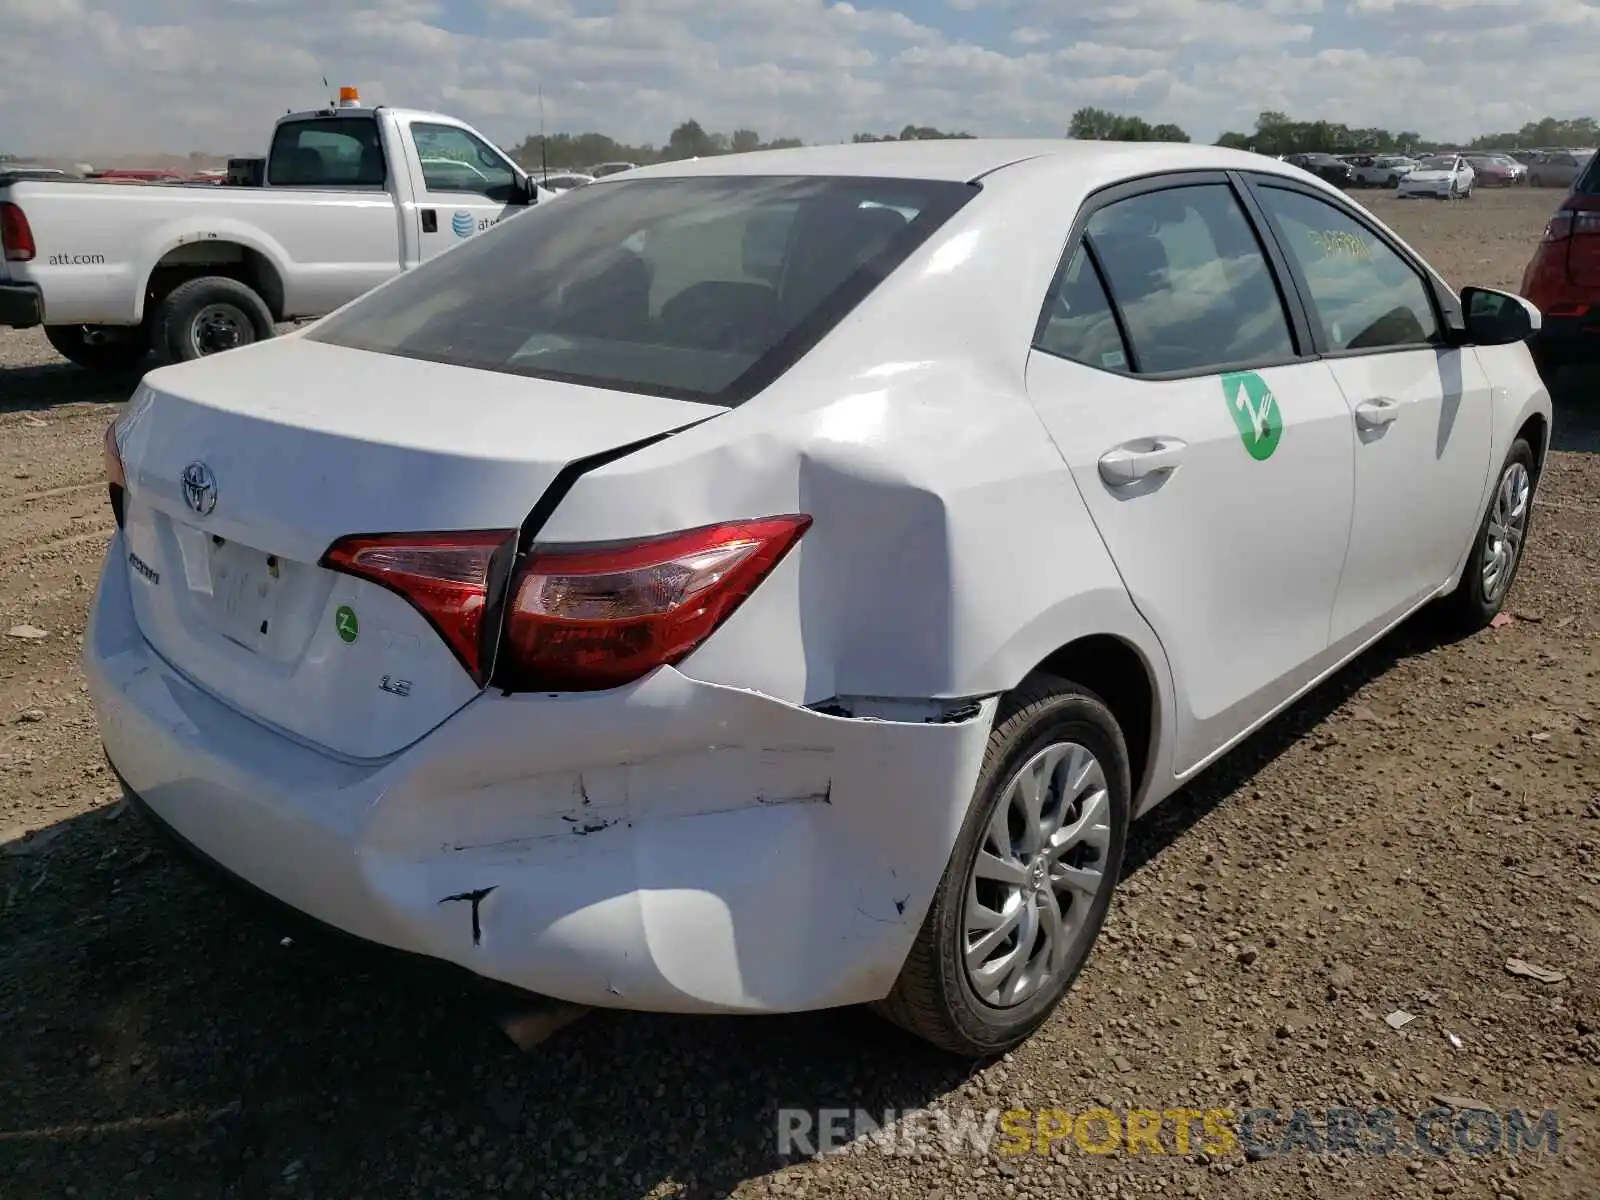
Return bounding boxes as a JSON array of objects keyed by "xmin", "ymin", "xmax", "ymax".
[
  {"xmin": 405, "ymin": 120, "xmax": 522, "ymax": 261},
  {"xmin": 1245, "ymin": 178, "xmax": 1493, "ymax": 648},
  {"xmin": 1025, "ymin": 178, "xmax": 1356, "ymax": 774}
]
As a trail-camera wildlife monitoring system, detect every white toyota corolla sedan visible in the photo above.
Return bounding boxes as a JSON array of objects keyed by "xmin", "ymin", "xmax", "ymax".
[{"xmin": 86, "ymin": 140, "xmax": 1551, "ymax": 1058}]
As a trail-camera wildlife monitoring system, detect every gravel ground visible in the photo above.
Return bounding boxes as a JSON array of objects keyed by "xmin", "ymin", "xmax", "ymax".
[{"xmin": 2, "ymin": 187, "xmax": 1598, "ymax": 1200}]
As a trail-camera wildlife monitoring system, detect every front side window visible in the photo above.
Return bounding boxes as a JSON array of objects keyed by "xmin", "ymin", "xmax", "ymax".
[
  {"xmin": 307, "ymin": 175, "xmax": 973, "ymax": 404},
  {"xmin": 411, "ymin": 122, "xmax": 517, "ymax": 201},
  {"xmin": 267, "ymin": 118, "xmax": 386, "ymax": 187},
  {"xmin": 1253, "ymin": 185, "xmax": 1441, "ymax": 352},
  {"xmin": 1080, "ymin": 183, "xmax": 1296, "ymax": 374}
]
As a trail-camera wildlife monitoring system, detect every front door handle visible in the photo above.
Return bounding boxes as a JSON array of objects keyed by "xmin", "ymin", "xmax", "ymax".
[
  {"xmin": 420, "ymin": 208, "xmax": 438, "ymax": 233},
  {"xmin": 1354, "ymin": 396, "xmax": 1401, "ymax": 430},
  {"xmin": 1097, "ymin": 437, "xmax": 1187, "ymax": 487}
]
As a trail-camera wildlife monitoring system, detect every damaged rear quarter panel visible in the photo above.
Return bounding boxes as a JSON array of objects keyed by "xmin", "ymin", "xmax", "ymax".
[{"xmin": 532, "ymin": 166, "xmax": 1173, "ymax": 719}]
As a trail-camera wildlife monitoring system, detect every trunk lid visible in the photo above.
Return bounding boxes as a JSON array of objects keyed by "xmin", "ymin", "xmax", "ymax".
[{"xmin": 115, "ymin": 335, "xmax": 719, "ymax": 760}]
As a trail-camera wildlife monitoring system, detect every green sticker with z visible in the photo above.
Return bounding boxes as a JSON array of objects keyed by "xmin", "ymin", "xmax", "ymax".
[
  {"xmin": 1221, "ymin": 370, "xmax": 1283, "ymax": 462},
  {"xmin": 335, "ymin": 604, "xmax": 359, "ymax": 644}
]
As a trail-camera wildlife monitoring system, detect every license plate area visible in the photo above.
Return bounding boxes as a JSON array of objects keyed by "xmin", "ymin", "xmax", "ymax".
[{"xmin": 173, "ymin": 524, "xmax": 297, "ymax": 653}]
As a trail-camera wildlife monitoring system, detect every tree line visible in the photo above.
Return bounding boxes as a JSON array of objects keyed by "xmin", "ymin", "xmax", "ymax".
[{"xmin": 507, "ymin": 109, "xmax": 1599, "ymax": 173}]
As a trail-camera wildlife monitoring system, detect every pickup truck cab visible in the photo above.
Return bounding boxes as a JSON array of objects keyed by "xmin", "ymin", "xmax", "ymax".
[{"xmin": 0, "ymin": 90, "xmax": 552, "ymax": 371}]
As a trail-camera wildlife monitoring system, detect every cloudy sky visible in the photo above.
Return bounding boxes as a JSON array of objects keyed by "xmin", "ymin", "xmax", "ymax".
[{"xmin": 2, "ymin": 0, "xmax": 1597, "ymax": 156}]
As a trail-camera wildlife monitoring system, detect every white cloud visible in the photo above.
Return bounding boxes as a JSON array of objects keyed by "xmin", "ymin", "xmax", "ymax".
[{"xmin": 0, "ymin": 0, "xmax": 1597, "ymax": 156}]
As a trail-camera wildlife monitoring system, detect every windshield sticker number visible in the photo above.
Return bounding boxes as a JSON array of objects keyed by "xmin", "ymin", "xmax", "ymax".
[
  {"xmin": 1306, "ymin": 229, "xmax": 1371, "ymax": 263},
  {"xmin": 1222, "ymin": 371, "xmax": 1283, "ymax": 462}
]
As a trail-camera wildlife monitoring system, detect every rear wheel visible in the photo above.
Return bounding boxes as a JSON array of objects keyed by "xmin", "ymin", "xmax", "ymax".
[
  {"xmin": 43, "ymin": 324, "xmax": 150, "ymax": 372},
  {"xmin": 1436, "ymin": 438, "xmax": 1536, "ymax": 634},
  {"xmin": 873, "ymin": 675, "xmax": 1130, "ymax": 1058},
  {"xmin": 153, "ymin": 276, "xmax": 275, "ymax": 364}
]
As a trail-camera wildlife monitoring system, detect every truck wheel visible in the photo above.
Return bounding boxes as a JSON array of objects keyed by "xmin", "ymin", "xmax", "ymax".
[
  {"xmin": 153, "ymin": 276, "xmax": 274, "ymax": 364},
  {"xmin": 43, "ymin": 325, "xmax": 151, "ymax": 373}
]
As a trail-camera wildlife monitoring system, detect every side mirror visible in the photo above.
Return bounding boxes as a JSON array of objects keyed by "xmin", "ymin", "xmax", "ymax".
[
  {"xmin": 1460, "ymin": 286, "xmax": 1541, "ymax": 346},
  {"xmin": 508, "ymin": 175, "xmax": 532, "ymax": 207}
]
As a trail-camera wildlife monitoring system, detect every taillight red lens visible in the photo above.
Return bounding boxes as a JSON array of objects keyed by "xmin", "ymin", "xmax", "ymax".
[
  {"xmin": 499, "ymin": 514, "xmax": 812, "ymax": 692},
  {"xmin": 321, "ymin": 531, "xmax": 516, "ymax": 680},
  {"xmin": 0, "ymin": 202, "xmax": 35, "ymax": 262}
]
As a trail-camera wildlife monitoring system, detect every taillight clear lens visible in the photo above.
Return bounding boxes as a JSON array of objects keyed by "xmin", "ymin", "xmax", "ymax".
[
  {"xmin": 1543, "ymin": 212, "xmax": 1575, "ymax": 242},
  {"xmin": 321, "ymin": 530, "xmax": 516, "ymax": 680},
  {"xmin": 499, "ymin": 515, "xmax": 811, "ymax": 692}
]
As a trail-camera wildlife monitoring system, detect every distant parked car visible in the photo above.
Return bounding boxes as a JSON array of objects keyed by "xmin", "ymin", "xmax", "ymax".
[
  {"xmin": 1398, "ymin": 154, "xmax": 1476, "ymax": 200},
  {"xmin": 1528, "ymin": 150, "xmax": 1594, "ymax": 189},
  {"xmin": 0, "ymin": 165, "xmax": 75, "ymax": 182},
  {"xmin": 1284, "ymin": 153, "xmax": 1356, "ymax": 187},
  {"xmin": 1466, "ymin": 155, "xmax": 1526, "ymax": 186},
  {"xmin": 1346, "ymin": 154, "xmax": 1416, "ymax": 187},
  {"xmin": 589, "ymin": 161, "xmax": 637, "ymax": 178},
  {"xmin": 539, "ymin": 172, "xmax": 594, "ymax": 193}
]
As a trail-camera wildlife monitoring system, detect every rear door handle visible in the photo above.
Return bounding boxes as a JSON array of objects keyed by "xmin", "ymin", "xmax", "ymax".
[
  {"xmin": 1097, "ymin": 437, "xmax": 1187, "ymax": 487},
  {"xmin": 1354, "ymin": 396, "xmax": 1401, "ymax": 430}
]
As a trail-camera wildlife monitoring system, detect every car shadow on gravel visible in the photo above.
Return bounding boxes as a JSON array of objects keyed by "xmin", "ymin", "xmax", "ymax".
[
  {"xmin": 1547, "ymin": 363, "xmax": 1600, "ymax": 453},
  {"xmin": 0, "ymin": 606, "xmax": 1502, "ymax": 1200},
  {"xmin": 0, "ymin": 360, "xmax": 145, "ymax": 413}
]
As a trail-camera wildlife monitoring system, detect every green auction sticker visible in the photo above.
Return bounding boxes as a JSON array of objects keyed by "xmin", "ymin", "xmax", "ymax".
[
  {"xmin": 334, "ymin": 605, "xmax": 359, "ymax": 644},
  {"xmin": 1222, "ymin": 370, "xmax": 1283, "ymax": 462}
]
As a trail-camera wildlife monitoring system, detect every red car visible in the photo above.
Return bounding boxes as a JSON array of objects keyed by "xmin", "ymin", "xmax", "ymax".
[{"xmin": 1519, "ymin": 153, "xmax": 1600, "ymax": 373}]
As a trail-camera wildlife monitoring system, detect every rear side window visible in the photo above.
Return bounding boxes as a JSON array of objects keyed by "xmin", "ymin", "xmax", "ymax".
[
  {"xmin": 307, "ymin": 175, "xmax": 975, "ymax": 405},
  {"xmin": 1079, "ymin": 183, "xmax": 1296, "ymax": 374},
  {"xmin": 267, "ymin": 118, "xmax": 386, "ymax": 188},
  {"xmin": 1252, "ymin": 186, "xmax": 1441, "ymax": 351}
]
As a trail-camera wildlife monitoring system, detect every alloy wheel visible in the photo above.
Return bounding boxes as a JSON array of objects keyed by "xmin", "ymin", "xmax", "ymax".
[
  {"xmin": 961, "ymin": 741, "xmax": 1113, "ymax": 1008},
  {"xmin": 1481, "ymin": 461, "xmax": 1531, "ymax": 604}
]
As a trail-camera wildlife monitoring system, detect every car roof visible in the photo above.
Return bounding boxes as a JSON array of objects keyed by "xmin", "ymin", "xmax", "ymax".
[{"xmin": 611, "ymin": 139, "xmax": 1319, "ymax": 184}]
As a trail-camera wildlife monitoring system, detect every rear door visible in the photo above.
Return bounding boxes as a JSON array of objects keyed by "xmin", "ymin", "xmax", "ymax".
[
  {"xmin": 1245, "ymin": 175, "xmax": 1492, "ymax": 645},
  {"xmin": 400, "ymin": 119, "xmax": 524, "ymax": 261},
  {"xmin": 1024, "ymin": 174, "xmax": 1356, "ymax": 774}
]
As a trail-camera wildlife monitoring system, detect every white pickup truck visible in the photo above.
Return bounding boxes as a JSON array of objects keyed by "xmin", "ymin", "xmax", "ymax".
[{"xmin": 0, "ymin": 92, "xmax": 554, "ymax": 371}]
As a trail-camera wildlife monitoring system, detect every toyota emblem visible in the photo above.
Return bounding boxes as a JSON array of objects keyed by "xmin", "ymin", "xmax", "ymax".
[{"xmin": 181, "ymin": 461, "xmax": 217, "ymax": 516}]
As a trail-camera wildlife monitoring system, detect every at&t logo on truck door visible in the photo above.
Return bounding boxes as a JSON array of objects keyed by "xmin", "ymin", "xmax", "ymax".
[{"xmin": 451, "ymin": 211, "xmax": 475, "ymax": 238}]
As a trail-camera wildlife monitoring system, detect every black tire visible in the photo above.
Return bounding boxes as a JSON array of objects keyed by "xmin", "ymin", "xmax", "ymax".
[
  {"xmin": 152, "ymin": 276, "xmax": 274, "ymax": 364},
  {"xmin": 1436, "ymin": 438, "xmax": 1537, "ymax": 634},
  {"xmin": 1387, "ymin": 176, "xmax": 1400, "ymax": 188},
  {"xmin": 872, "ymin": 674, "xmax": 1131, "ymax": 1058},
  {"xmin": 43, "ymin": 324, "xmax": 150, "ymax": 372}
]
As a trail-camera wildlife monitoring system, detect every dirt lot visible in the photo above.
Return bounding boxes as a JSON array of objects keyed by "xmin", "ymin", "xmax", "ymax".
[{"xmin": 2, "ymin": 187, "xmax": 1598, "ymax": 1200}]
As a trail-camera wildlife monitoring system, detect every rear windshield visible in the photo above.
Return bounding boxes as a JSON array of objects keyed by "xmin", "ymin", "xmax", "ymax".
[
  {"xmin": 267, "ymin": 118, "xmax": 386, "ymax": 187},
  {"xmin": 307, "ymin": 174, "xmax": 975, "ymax": 405}
]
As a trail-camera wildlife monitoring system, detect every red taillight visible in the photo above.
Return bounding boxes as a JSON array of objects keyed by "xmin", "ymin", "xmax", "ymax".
[
  {"xmin": 498, "ymin": 514, "xmax": 811, "ymax": 692},
  {"xmin": 0, "ymin": 202, "xmax": 35, "ymax": 262},
  {"xmin": 322, "ymin": 531, "xmax": 516, "ymax": 681},
  {"xmin": 103, "ymin": 419, "xmax": 127, "ymax": 527}
]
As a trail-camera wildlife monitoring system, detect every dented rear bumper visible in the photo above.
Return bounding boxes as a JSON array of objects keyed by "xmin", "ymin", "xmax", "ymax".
[{"xmin": 84, "ymin": 532, "xmax": 995, "ymax": 1014}]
